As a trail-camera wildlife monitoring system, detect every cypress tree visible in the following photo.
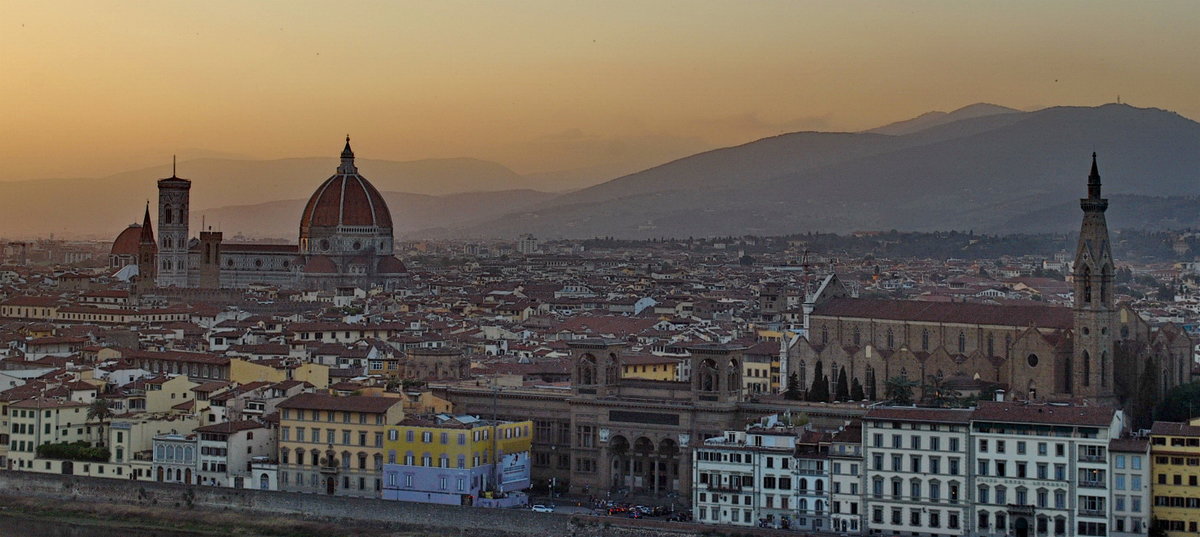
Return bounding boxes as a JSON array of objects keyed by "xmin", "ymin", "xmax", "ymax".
[
  {"xmin": 835, "ymin": 366, "xmax": 850, "ymax": 401},
  {"xmin": 851, "ymin": 377, "xmax": 865, "ymax": 401}
]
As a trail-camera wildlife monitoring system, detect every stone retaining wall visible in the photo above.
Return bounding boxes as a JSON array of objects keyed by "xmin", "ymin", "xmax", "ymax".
[{"xmin": 0, "ymin": 471, "xmax": 802, "ymax": 537}]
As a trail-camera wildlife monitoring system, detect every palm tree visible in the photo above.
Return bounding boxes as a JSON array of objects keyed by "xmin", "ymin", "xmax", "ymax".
[
  {"xmin": 884, "ymin": 377, "xmax": 918, "ymax": 405},
  {"xmin": 87, "ymin": 398, "xmax": 115, "ymax": 447},
  {"xmin": 923, "ymin": 375, "xmax": 962, "ymax": 407}
]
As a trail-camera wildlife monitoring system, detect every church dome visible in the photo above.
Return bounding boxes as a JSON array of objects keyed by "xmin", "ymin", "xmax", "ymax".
[
  {"xmin": 111, "ymin": 224, "xmax": 144, "ymax": 256},
  {"xmin": 299, "ymin": 137, "xmax": 393, "ymax": 239}
]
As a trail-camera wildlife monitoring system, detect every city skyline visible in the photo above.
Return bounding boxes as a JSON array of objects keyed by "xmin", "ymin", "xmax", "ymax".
[{"xmin": 4, "ymin": 1, "xmax": 1200, "ymax": 182}]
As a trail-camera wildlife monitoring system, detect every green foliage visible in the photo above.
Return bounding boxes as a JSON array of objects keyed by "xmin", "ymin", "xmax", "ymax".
[
  {"xmin": 36, "ymin": 441, "xmax": 109, "ymax": 462},
  {"xmin": 807, "ymin": 361, "xmax": 829, "ymax": 403},
  {"xmin": 922, "ymin": 375, "xmax": 962, "ymax": 408},
  {"xmin": 850, "ymin": 377, "xmax": 865, "ymax": 401},
  {"xmin": 835, "ymin": 367, "xmax": 850, "ymax": 402},
  {"xmin": 885, "ymin": 377, "xmax": 918, "ymax": 406},
  {"xmin": 784, "ymin": 373, "xmax": 803, "ymax": 401},
  {"xmin": 1155, "ymin": 382, "xmax": 1200, "ymax": 423}
]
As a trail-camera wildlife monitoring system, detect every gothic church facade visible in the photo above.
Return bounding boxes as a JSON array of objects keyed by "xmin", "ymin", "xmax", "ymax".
[{"xmin": 788, "ymin": 155, "xmax": 1193, "ymax": 414}]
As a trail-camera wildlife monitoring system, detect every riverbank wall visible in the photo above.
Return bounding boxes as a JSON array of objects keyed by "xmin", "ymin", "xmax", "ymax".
[{"xmin": 0, "ymin": 471, "xmax": 790, "ymax": 537}]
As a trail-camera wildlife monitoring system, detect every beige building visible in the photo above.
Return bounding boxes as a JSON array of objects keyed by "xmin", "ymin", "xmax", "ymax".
[{"xmin": 276, "ymin": 393, "xmax": 405, "ymax": 498}]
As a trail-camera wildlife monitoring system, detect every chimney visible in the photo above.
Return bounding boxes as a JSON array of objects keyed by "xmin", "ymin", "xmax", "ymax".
[{"xmin": 994, "ymin": 389, "xmax": 1006, "ymax": 403}]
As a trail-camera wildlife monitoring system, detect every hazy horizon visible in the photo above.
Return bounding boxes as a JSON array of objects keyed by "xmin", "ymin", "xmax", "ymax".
[{"xmin": 5, "ymin": 1, "xmax": 1200, "ymax": 183}]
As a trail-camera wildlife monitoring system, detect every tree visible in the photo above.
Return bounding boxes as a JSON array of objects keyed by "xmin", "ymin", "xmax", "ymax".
[
  {"xmin": 784, "ymin": 373, "xmax": 804, "ymax": 401},
  {"xmin": 808, "ymin": 361, "xmax": 829, "ymax": 403},
  {"xmin": 1132, "ymin": 361, "xmax": 1161, "ymax": 429},
  {"xmin": 86, "ymin": 398, "xmax": 114, "ymax": 447},
  {"xmin": 885, "ymin": 377, "xmax": 918, "ymax": 406},
  {"xmin": 835, "ymin": 366, "xmax": 850, "ymax": 402},
  {"xmin": 851, "ymin": 377, "xmax": 865, "ymax": 401},
  {"xmin": 923, "ymin": 375, "xmax": 961, "ymax": 408},
  {"xmin": 1155, "ymin": 382, "xmax": 1200, "ymax": 423}
]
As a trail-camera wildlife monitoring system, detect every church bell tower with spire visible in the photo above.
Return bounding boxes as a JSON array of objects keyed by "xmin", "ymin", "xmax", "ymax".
[{"xmin": 1071, "ymin": 153, "xmax": 1116, "ymax": 401}]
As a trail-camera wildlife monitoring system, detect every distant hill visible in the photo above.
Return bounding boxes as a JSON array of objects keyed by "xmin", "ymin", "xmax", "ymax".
[
  {"xmin": 443, "ymin": 104, "xmax": 1200, "ymax": 239},
  {"xmin": 0, "ymin": 157, "xmax": 535, "ymax": 239},
  {"xmin": 866, "ymin": 103, "xmax": 1021, "ymax": 136},
  {"xmin": 999, "ymin": 195, "xmax": 1200, "ymax": 233},
  {"xmin": 197, "ymin": 190, "xmax": 559, "ymax": 239}
]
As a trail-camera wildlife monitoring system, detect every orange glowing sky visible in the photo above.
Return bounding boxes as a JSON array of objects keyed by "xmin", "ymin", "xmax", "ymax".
[{"xmin": 3, "ymin": 1, "xmax": 1199, "ymax": 182}]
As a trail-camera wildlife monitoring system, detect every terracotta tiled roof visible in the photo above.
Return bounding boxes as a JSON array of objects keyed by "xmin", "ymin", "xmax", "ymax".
[
  {"xmin": 813, "ymin": 298, "xmax": 1072, "ymax": 328},
  {"xmin": 110, "ymin": 224, "xmax": 143, "ymax": 256},
  {"xmin": 277, "ymin": 392, "xmax": 401, "ymax": 414},
  {"xmin": 1151, "ymin": 421, "xmax": 1200, "ymax": 437},
  {"xmin": 300, "ymin": 173, "xmax": 392, "ymax": 232},
  {"xmin": 864, "ymin": 407, "xmax": 974, "ymax": 424},
  {"xmin": 972, "ymin": 401, "xmax": 1115, "ymax": 427}
]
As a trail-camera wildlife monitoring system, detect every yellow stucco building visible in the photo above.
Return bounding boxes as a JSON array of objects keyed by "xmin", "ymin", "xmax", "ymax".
[
  {"xmin": 619, "ymin": 355, "xmax": 679, "ymax": 381},
  {"xmin": 1150, "ymin": 419, "xmax": 1200, "ymax": 536},
  {"xmin": 276, "ymin": 393, "xmax": 405, "ymax": 498}
]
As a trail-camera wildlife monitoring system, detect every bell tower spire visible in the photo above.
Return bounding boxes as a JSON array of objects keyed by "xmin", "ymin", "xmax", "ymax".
[{"xmin": 1071, "ymin": 152, "xmax": 1116, "ymax": 402}]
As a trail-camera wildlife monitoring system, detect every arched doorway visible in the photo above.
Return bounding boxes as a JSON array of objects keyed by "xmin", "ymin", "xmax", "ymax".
[
  {"xmin": 1015, "ymin": 516, "xmax": 1030, "ymax": 537},
  {"xmin": 608, "ymin": 435, "xmax": 630, "ymax": 491},
  {"xmin": 632, "ymin": 437, "xmax": 655, "ymax": 492},
  {"xmin": 656, "ymin": 438, "xmax": 680, "ymax": 495},
  {"xmin": 259, "ymin": 473, "xmax": 270, "ymax": 490},
  {"xmin": 185, "ymin": 468, "xmax": 192, "ymax": 484},
  {"xmin": 325, "ymin": 476, "xmax": 336, "ymax": 495},
  {"xmin": 156, "ymin": 466, "xmax": 164, "ymax": 482}
]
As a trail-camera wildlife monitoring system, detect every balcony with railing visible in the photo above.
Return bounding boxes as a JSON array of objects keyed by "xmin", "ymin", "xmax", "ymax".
[
  {"xmin": 706, "ymin": 482, "xmax": 743, "ymax": 493},
  {"xmin": 1078, "ymin": 480, "xmax": 1105, "ymax": 489}
]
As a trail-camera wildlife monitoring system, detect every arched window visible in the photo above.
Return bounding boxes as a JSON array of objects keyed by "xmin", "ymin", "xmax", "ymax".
[
  {"xmin": 886, "ymin": 328, "xmax": 894, "ymax": 349},
  {"xmin": 921, "ymin": 329, "xmax": 930, "ymax": 351},
  {"xmin": 1082, "ymin": 350, "xmax": 1090, "ymax": 387},
  {"xmin": 821, "ymin": 326, "xmax": 829, "ymax": 345},
  {"xmin": 1082, "ymin": 266, "xmax": 1092, "ymax": 303},
  {"xmin": 798, "ymin": 360, "xmax": 807, "ymax": 388},
  {"xmin": 852, "ymin": 326, "xmax": 861, "ymax": 346},
  {"xmin": 986, "ymin": 334, "xmax": 994, "ymax": 356},
  {"xmin": 165, "ymin": 207, "xmax": 173, "ymax": 224},
  {"xmin": 1100, "ymin": 266, "xmax": 1110, "ymax": 303},
  {"xmin": 958, "ymin": 331, "xmax": 966, "ymax": 353},
  {"xmin": 1100, "ymin": 351, "xmax": 1108, "ymax": 387}
]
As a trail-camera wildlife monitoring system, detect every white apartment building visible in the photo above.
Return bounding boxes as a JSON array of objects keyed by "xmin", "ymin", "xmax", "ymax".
[
  {"xmin": 692, "ymin": 420, "xmax": 833, "ymax": 530},
  {"xmin": 970, "ymin": 401, "xmax": 1124, "ymax": 537},
  {"xmin": 794, "ymin": 435, "xmax": 831, "ymax": 533},
  {"xmin": 694, "ymin": 428, "xmax": 796, "ymax": 528},
  {"xmin": 830, "ymin": 423, "xmax": 865, "ymax": 535},
  {"xmin": 863, "ymin": 407, "xmax": 972, "ymax": 537},
  {"xmin": 1108, "ymin": 437, "xmax": 1150, "ymax": 537},
  {"xmin": 195, "ymin": 420, "xmax": 274, "ymax": 487}
]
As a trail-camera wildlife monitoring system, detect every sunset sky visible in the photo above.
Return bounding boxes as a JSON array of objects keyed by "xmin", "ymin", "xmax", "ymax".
[{"xmin": 3, "ymin": 1, "xmax": 1199, "ymax": 182}]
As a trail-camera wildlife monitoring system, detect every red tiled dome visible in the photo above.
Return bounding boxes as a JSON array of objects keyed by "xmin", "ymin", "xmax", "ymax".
[
  {"xmin": 299, "ymin": 175, "xmax": 392, "ymax": 238},
  {"xmin": 111, "ymin": 224, "xmax": 144, "ymax": 256},
  {"xmin": 302, "ymin": 256, "xmax": 338, "ymax": 274},
  {"xmin": 377, "ymin": 256, "xmax": 407, "ymax": 274}
]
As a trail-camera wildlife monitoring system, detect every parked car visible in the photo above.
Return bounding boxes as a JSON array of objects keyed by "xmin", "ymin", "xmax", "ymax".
[{"xmin": 531, "ymin": 504, "xmax": 555, "ymax": 513}]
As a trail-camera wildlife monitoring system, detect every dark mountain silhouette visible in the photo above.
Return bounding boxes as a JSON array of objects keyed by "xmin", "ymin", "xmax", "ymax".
[
  {"xmin": 442, "ymin": 104, "xmax": 1200, "ymax": 239},
  {"xmin": 999, "ymin": 195, "xmax": 1200, "ymax": 233},
  {"xmin": 0, "ymin": 157, "xmax": 538, "ymax": 239},
  {"xmin": 197, "ymin": 190, "xmax": 558, "ymax": 239},
  {"xmin": 866, "ymin": 103, "xmax": 1021, "ymax": 136}
]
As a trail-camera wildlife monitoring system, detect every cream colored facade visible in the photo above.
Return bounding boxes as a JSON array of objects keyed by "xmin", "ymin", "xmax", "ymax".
[{"xmin": 276, "ymin": 393, "xmax": 405, "ymax": 498}]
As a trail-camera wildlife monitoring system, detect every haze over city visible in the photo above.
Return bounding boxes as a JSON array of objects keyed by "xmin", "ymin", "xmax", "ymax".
[{"xmin": 4, "ymin": 1, "xmax": 1200, "ymax": 183}]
